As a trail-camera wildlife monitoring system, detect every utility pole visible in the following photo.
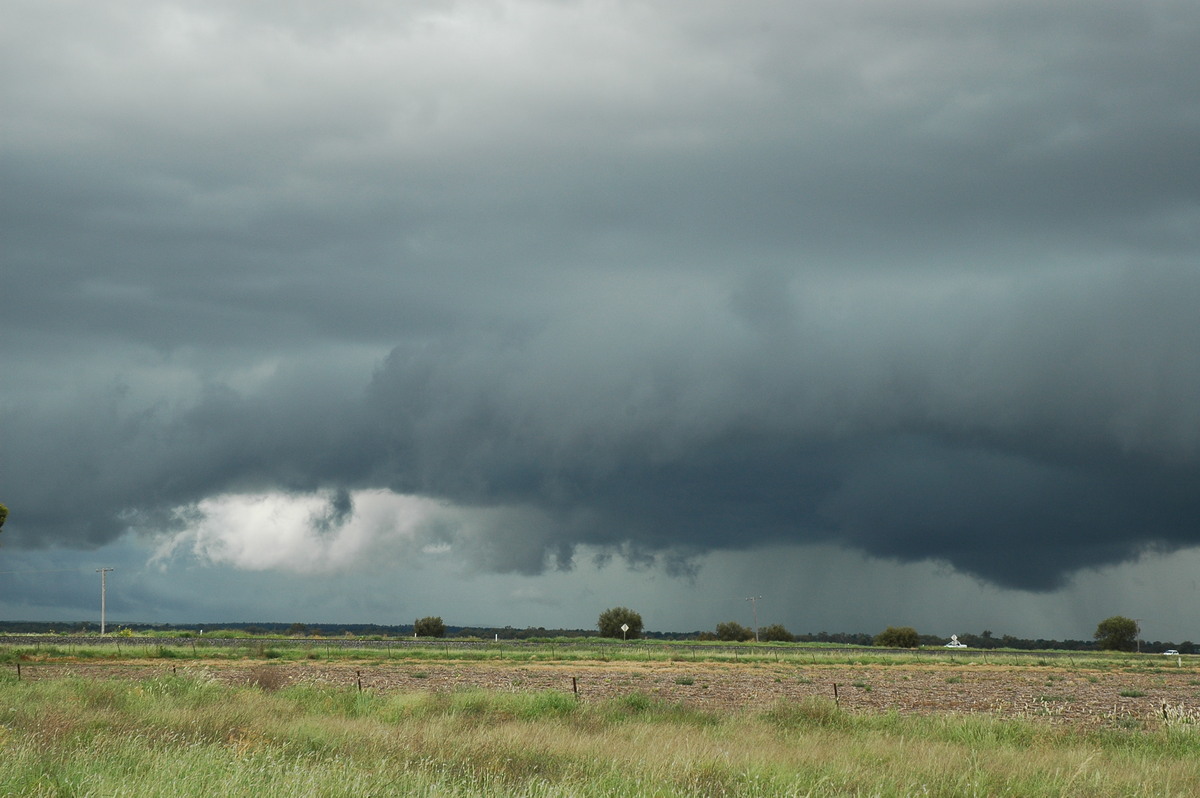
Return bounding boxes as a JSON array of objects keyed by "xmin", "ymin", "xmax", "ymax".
[
  {"xmin": 96, "ymin": 568, "xmax": 113, "ymax": 635},
  {"xmin": 745, "ymin": 595, "xmax": 763, "ymax": 642}
]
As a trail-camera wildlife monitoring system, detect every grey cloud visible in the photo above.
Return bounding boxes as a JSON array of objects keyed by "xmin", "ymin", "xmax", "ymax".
[
  {"xmin": 3, "ymin": 1, "xmax": 1200, "ymax": 595},
  {"xmin": 311, "ymin": 488, "xmax": 354, "ymax": 536},
  {"xmin": 2, "ymin": 353, "xmax": 381, "ymax": 552},
  {"xmin": 359, "ymin": 265, "xmax": 1200, "ymax": 588},
  {"xmin": 8, "ymin": 263, "xmax": 1200, "ymax": 590}
]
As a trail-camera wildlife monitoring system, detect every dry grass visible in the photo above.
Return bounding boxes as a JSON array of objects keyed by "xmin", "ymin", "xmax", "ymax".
[
  {"xmin": 4, "ymin": 671, "xmax": 1200, "ymax": 797},
  {"xmin": 14, "ymin": 655, "xmax": 1196, "ymax": 728},
  {"xmin": 6, "ymin": 645, "xmax": 1200, "ymax": 795}
]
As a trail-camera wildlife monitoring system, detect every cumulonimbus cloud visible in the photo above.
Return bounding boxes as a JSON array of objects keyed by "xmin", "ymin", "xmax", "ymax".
[
  {"xmin": 4, "ymin": 0, "xmax": 1200, "ymax": 596},
  {"xmin": 358, "ymin": 265, "xmax": 1200, "ymax": 589}
]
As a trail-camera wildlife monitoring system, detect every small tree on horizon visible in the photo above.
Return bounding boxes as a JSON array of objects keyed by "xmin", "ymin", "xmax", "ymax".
[
  {"xmin": 759, "ymin": 623, "xmax": 793, "ymax": 643},
  {"xmin": 598, "ymin": 607, "xmax": 643, "ymax": 639},
  {"xmin": 414, "ymin": 616, "xmax": 446, "ymax": 638},
  {"xmin": 715, "ymin": 621, "xmax": 754, "ymax": 642},
  {"xmin": 1094, "ymin": 615, "xmax": 1138, "ymax": 651},
  {"xmin": 874, "ymin": 626, "xmax": 920, "ymax": 648}
]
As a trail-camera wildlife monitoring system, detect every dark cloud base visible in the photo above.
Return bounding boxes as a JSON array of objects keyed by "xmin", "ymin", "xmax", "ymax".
[
  {"xmin": 7, "ymin": 266, "xmax": 1200, "ymax": 593},
  {"xmin": 369, "ymin": 357, "xmax": 1200, "ymax": 590}
]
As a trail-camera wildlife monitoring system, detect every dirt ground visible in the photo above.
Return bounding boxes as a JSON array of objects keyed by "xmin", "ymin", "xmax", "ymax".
[{"xmin": 18, "ymin": 657, "xmax": 1200, "ymax": 727}]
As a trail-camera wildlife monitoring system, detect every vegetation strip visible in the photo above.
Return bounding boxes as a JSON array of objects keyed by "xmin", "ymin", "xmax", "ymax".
[
  {"xmin": 3, "ymin": 667, "xmax": 1200, "ymax": 797},
  {"xmin": 3, "ymin": 640, "xmax": 1199, "ymax": 725}
]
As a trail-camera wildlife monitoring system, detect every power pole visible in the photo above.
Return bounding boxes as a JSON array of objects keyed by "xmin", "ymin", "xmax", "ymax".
[
  {"xmin": 96, "ymin": 568, "xmax": 113, "ymax": 635},
  {"xmin": 745, "ymin": 595, "xmax": 763, "ymax": 642}
]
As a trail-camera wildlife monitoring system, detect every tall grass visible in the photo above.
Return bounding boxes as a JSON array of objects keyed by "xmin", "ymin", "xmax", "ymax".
[{"xmin": 1, "ymin": 673, "xmax": 1199, "ymax": 796}]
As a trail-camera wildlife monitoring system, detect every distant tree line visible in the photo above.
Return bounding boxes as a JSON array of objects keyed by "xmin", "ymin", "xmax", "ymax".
[{"xmin": 0, "ymin": 618, "xmax": 1189, "ymax": 653}]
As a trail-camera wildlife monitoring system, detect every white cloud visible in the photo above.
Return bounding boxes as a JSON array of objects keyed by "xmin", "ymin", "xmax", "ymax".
[
  {"xmin": 149, "ymin": 488, "xmax": 577, "ymax": 578},
  {"xmin": 151, "ymin": 489, "xmax": 448, "ymax": 573}
]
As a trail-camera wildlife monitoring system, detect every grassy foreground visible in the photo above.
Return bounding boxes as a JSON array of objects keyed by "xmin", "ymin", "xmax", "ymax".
[{"xmin": 3, "ymin": 671, "xmax": 1200, "ymax": 797}]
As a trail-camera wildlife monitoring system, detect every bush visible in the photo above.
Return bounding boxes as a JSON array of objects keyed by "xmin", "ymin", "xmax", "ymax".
[
  {"xmin": 715, "ymin": 621, "xmax": 753, "ymax": 642},
  {"xmin": 414, "ymin": 617, "xmax": 446, "ymax": 638},
  {"xmin": 874, "ymin": 626, "xmax": 919, "ymax": 648},
  {"xmin": 759, "ymin": 624, "xmax": 793, "ymax": 643},
  {"xmin": 1094, "ymin": 616, "xmax": 1138, "ymax": 652},
  {"xmin": 598, "ymin": 607, "xmax": 644, "ymax": 639}
]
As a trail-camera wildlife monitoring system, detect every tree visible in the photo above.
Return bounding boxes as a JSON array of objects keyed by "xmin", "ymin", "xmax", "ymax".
[
  {"xmin": 1094, "ymin": 616, "xmax": 1138, "ymax": 651},
  {"xmin": 0, "ymin": 503, "xmax": 7, "ymax": 533},
  {"xmin": 414, "ymin": 616, "xmax": 446, "ymax": 638},
  {"xmin": 598, "ymin": 607, "xmax": 643, "ymax": 639},
  {"xmin": 759, "ymin": 623, "xmax": 794, "ymax": 643},
  {"xmin": 874, "ymin": 626, "xmax": 920, "ymax": 648},
  {"xmin": 715, "ymin": 621, "xmax": 754, "ymax": 642}
]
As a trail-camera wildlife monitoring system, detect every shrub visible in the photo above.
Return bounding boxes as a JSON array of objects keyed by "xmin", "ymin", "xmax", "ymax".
[
  {"xmin": 874, "ymin": 626, "xmax": 920, "ymax": 648},
  {"xmin": 1094, "ymin": 616, "xmax": 1138, "ymax": 651},
  {"xmin": 759, "ymin": 623, "xmax": 794, "ymax": 642},
  {"xmin": 715, "ymin": 621, "xmax": 753, "ymax": 642},
  {"xmin": 414, "ymin": 617, "xmax": 446, "ymax": 638},
  {"xmin": 598, "ymin": 607, "xmax": 644, "ymax": 639}
]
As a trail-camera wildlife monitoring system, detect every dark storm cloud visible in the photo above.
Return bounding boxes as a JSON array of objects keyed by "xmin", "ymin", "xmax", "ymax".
[
  {"xmin": 3, "ymin": 1, "xmax": 1200, "ymax": 590},
  {"xmin": 360, "ymin": 266, "xmax": 1200, "ymax": 588}
]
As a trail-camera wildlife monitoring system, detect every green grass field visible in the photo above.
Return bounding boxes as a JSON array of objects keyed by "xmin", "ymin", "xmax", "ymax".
[{"xmin": 3, "ymin": 654, "xmax": 1200, "ymax": 797}]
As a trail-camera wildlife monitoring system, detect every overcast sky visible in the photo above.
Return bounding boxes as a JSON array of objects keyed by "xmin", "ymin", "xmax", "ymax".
[{"xmin": 3, "ymin": 1, "xmax": 1200, "ymax": 641}]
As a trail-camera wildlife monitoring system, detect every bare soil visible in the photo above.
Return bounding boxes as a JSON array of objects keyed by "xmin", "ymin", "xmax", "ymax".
[{"xmin": 18, "ymin": 657, "xmax": 1200, "ymax": 727}]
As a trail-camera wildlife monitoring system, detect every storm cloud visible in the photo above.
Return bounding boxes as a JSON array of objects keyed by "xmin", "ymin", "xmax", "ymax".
[
  {"xmin": 3, "ymin": 0, "xmax": 1200, "ymax": 612},
  {"xmin": 359, "ymin": 265, "xmax": 1200, "ymax": 588}
]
